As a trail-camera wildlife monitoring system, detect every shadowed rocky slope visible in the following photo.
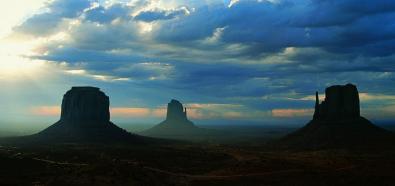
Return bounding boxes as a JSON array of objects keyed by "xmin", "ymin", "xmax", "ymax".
[{"xmin": 277, "ymin": 84, "xmax": 394, "ymax": 149}]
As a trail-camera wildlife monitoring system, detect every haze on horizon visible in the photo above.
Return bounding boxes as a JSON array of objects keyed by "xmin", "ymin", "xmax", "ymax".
[{"xmin": 0, "ymin": 0, "xmax": 394, "ymax": 133}]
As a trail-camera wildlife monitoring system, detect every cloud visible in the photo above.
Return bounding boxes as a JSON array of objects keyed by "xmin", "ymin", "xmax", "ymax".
[
  {"xmin": 17, "ymin": 0, "xmax": 395, "ymax": 64},
  {"xmin": 13, "ymin": 0, "xmax": 92, "ymax": 36},
  {"xmin": 227, "ymin": 0, "xmax": 240, "ymax": 8},
  {"xmin": 359, "ymin": 93, "xmax": 395, "ymax": 101},
  {"xmin": 134, "ymin": 7, "xmax": 190, "ymax": 22},
  {"xmin": 155, "ymin": 0, "xmax": 395, "ymax": 56},
  {"xmin": 64, "ymin": 68, "xmax": 131, "ymax": 82},
  {"xmin": 13, "ymin": 13, "xmax": 62, "ymax": 36},
  {"xmin": 84, "ymin": 3, "xmax": 133, "ymax": 23},
  {"xmin": 290, "ymin": 92, "xmax": 395, "ymax": 102},
  {"xmin": 114, "ymin": 62, "xmax": 175, "ymax": 80},
  {"xmin": 8, "ymin": 0, "xmax": 395, "ymax": 123},
  {"xmin": 363, "ymin": 104, "xmax": 395, "ymax": 120},
  {"xmin": 183, "ymin": 103, "xmax": 270, "ymax": 120},
  {"xmin": 295, "ymin": 0, "xmax": 395, "ymax": 27}
]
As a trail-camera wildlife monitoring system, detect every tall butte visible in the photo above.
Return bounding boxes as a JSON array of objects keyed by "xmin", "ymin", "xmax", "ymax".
[
  {"xmin": 313, "ymin": 84, "xmax": 360, "ymax": 121},
  {"xmin": 33, "ymin": 87, "xmax": 144, "ymax": 143},
  {"xmin": 165, "ymin": 99, "xmax": 193, "ymax": 126},
  {"xmin": 141, "ymin": 99, "xmax": 204, "ymax": 138},
  {"xmin": 60, "ymin": 87, "xmax": 110, "ymax": 126},
  {"xmin": 278, "ymin": 83, "xmax": 393, "ymax": 149}
]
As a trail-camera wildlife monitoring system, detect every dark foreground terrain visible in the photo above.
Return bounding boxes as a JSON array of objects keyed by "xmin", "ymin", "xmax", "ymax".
[{"xmin": 1, "ymin": 142, "xmax": 395, "ymax": 186}]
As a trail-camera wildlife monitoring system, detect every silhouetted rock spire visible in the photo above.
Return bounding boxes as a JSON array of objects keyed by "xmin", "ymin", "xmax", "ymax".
[
  {"xmin": 313, "ymin": 84, "xmax": 360, "ymax": 121},
  {"xmin": 166, "ymin": 99, "xmax": 188, "ymax": 121}
]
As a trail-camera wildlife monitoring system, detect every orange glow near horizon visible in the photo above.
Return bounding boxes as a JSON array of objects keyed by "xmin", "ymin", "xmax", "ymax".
[
  {"xmin": 271, "ymin": 109, "xmax": 313, "ymax": 118},
  {"xmin": 30, "ymin": 106, "xmax": 166, "ymax": 118},
  {"xmin": 111, "ymin": 107, "xmax": 151, "ymax": 117},
  {"xmin": 30, "ymin": 106, "xmax": 61, "ymax": 116}
]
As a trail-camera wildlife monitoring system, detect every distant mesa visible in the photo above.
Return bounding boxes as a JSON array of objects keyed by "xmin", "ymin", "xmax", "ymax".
[
  {"xmin": 141, "ymin": 99, "xmax": 208, "ymax": 139},
  {"xmin": 278, "ymin": 83, "xmax": 393, "ymax": 149},
  {"xmin": 29, "ymin": 86, "xmax": 149, "ymax": 143}
]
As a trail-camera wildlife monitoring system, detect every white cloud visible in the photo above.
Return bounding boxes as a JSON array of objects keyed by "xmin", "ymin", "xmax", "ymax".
[
  {"xmin": 228, "ymin": 0, "xmax": 279, "ymax": 8},
  {"xmin": 114, "ymin": 62, "xmax": 175, "ymax": 80},
  {"xmin": 203, "ymin": 27, "xmax": 226, "ymax": 44},
  {"xmin": 64, "ymin": 66, "xmax": 131, "ymax": 82},
  {"xmin": 359, "ymin": 93, "xmax": 395, "ymax": 101},
  {"xmin": 228, "ymin": 0, "xmax": 240, "ymax": 8}
]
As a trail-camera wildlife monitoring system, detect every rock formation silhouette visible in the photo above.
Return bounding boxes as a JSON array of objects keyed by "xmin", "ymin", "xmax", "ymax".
[
  {"xmin": 30, "ymin": 87, "xmax": 147, "ymax": 143},
  {"xmin": 162, "ymin": 99, "xmax": 194, "ymax": 127},
  {"xmin": 141, "ymin": 99, "xmax": 209, "ymax": 139},
  {"xmin": 60, "ymin": 87, "xmax": 110, "ymax": 126},
  {"xmin": 313, "ymin": 84, "xmax": 360, "ymax": 121},
  {"xmin": 278, "ymin": 83, "xmax": 393, "ymax": 149}
]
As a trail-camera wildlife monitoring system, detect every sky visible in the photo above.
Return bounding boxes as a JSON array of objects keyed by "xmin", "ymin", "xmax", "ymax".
[{"xmin": 0, "ymin": 0, "xmax": 395, "ymax": 132}]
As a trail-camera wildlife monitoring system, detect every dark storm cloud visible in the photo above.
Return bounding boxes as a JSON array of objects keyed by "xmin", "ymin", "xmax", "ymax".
[
  {"xmin": 12, "ymin": 0, "xmax": 395, "ymax": 121},
  {"xmin": 134, "ymin": 7, "xmax": 190, "ymax": 22},
  {"xmin": 275, "ymin": 48, "xmax": 395, "ymax": 74},
  {"xmin": 155, "ymin": 0, "xmax": 395, "ymax": 56},
  {"xmin": 155, "ymin": 2, "xmax": 311, "ymax": 52},
  {"xmin": 113, "ymin": 62, "xmax": 175, "ymax": 80},
  {"xmin": 36, "ymin": 47, "xmax": 145, "ymax": 65},
  {"xmin": 19, "ymin": 0, "xmax": 395, "ymax": 59},
  {"xmin": 84, "ymin": 4, "xmax": 133, "ymax": 23},
  {"xmin": 67, "ymin": 21, "xmax": 139, "ymax": 50},
  {"xmin": 297, "ymin": 0, "xmax": 395, "ymax": 27}
]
